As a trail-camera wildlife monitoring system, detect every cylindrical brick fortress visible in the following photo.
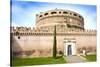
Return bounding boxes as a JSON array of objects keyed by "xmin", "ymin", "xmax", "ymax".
[{"xmin": 36, "ymin": 9, "xmax": 84, "ymax": 30}]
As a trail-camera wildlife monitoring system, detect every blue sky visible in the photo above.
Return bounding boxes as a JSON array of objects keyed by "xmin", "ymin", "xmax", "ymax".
[{"xmin": 11, "ymin": 1, "xmax": 96, "ymax": 29}]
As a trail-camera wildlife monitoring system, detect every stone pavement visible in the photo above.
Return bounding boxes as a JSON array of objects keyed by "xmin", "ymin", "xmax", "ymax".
[{"xmin": 65, "ymin": 55, "xmax": 86, "ymax": 63}]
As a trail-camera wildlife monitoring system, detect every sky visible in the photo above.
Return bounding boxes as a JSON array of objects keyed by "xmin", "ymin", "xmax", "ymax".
[{"xmin": 11, "ymin": 0, "xmax": 97, "ymax": 29}]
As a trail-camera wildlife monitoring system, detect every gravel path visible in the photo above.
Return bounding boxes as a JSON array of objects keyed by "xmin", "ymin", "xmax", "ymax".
[{"xmin": 66, "ymin": 55, "xmax": 86, "ymax": 63}]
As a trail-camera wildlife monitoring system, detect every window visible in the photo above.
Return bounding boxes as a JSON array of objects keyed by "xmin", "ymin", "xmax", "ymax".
[
  {"xmin": 39, "ymin": 15, "xmax": 42, "ymax": 17},
  {"xmin": 59, "ymin": 12, "xmax": 61, "ymax": 14},
  {"xmin": 79, "ymin": 15, "xmax": 82, "ymax": 19},
  {"xmin": 51, "ymin": 12, "xmax": 56, "ymax": 14},
  {"xmin": 18, "ymin": 36, "xmax": 20, "ymax": 39},
  {"xmin": 16, "ymin": 31, "xmax": 19, "ymax": 35},
  {"xmin": 63, "ymin": 11, "xmax": 68, "ymax": 14},
  {"xmin": 70, "ymin": 13, "xmax": 72, "ymax": 15},
  {"xmin": 44, "ymin": 13, "xmax": 48, "ymax": 16},
  {"xmin": 73, "ymin": 14, "xmax": 77, "ymax": 16},
  {"xmin": 26, "ymin": 28, "xmax": 29, "ymax": 30}
]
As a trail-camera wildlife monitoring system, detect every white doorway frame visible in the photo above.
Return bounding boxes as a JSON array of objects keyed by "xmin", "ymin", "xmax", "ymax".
[{"xmin": 64, "ymin": 38, "xmax": 76, "ymax": 56}]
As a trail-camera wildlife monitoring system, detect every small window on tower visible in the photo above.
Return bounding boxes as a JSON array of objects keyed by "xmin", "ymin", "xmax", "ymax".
[
  {"xmin": 79, "ymin": 15, "xmax": 82, "ymax": 19},
  {"xmin": 18, "ymin": 36, "xmax": 20, "ymax": 39},
  {"xmin": 63, "ymin": 11, "xmax": 68, "ymax": 14},
  {"xmin": 44, "ymin": 13, "xmax": 48, "ymax": 16},
  {"xmin": 51, "ymin": 12, "xmax": 57, "ymax": 14},
  {"xmin": 70, "ymin": 13, "xmax": 72, "ymax": 15},
  {"xmin": 59, "ymin": 12, "xmax": 61, "ymax": 14},
  {"xmin": 39, "ymin": 15, "xmax": 42, "ymax": 17},
  {"xmin": 73, "ymin": 14, "xmax": 77, "ymax": 16}
]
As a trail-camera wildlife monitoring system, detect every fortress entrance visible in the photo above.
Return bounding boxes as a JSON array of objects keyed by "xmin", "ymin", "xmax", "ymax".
[
  {"xmin": 67, "ymin": 45, "xmax": 72, "ymax": 55},
  {"xmin": 64, "ymin": 38, "xmax": 76, "ymax": 56}
]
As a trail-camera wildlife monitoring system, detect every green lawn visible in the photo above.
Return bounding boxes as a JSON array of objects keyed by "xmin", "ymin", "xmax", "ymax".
[
  {"xmin": 84, "ymin": 55, "xmax": 96, "ymax": 62},
  {"xmin": 11, "ymin": 56, "xmax": 66, "ymax": 66}
]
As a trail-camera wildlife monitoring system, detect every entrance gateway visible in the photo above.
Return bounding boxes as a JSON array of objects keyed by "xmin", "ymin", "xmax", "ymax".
[
  {"xmin": 64, "ymin": 38, "xmax": 76, "ymax": 56},
  {"xmin": 68, "ymin": 45, "xmax": 72, "ymax": 55}
]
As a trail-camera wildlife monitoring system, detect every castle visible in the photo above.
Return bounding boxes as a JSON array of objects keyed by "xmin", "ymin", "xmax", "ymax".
[{"xmin": 11, "ymin": 9, "xmax": 96, "ymax": 57}]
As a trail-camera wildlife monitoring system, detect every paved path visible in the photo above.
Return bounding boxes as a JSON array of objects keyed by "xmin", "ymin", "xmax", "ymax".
[{"xmin": 65, "ymin": 55, "xmax": 86, "ymax": 63}]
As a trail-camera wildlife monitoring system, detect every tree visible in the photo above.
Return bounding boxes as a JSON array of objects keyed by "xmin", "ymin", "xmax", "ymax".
[{"xmin": 53, "ymin": 25, "xmax": 57, "ymax": 58}]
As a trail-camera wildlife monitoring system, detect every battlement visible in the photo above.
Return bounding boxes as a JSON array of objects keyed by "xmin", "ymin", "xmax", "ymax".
[{"xmin": 11, "ymin": 26, "xmax": 96, "ymax": 36}]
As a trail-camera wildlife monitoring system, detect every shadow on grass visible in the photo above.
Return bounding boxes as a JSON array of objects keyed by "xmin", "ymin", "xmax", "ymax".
[{"xmin": 55, "ymin": 56, "xmax": 63, "ymax": 59}]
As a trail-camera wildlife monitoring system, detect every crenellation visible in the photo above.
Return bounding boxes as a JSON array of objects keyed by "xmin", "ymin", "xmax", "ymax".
[{"xmin": 11, "ymin": 26, "xmax": 96, "ymax": 36}]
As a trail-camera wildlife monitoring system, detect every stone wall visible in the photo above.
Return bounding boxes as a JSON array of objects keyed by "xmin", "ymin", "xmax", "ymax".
[{"xmin": 11, "ymin": 30, "xmax": 96, "ymax": 57}]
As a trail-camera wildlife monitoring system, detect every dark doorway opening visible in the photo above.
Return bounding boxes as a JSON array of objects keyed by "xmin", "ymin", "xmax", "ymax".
[{"xmin": 67, "ymin": 45, "xmax": 72, "ymax": 55}]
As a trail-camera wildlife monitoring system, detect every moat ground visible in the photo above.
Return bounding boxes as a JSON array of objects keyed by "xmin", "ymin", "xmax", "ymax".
[{"xmin": 11, "ymin": 55, "xmax": 96, "ymax": 66}]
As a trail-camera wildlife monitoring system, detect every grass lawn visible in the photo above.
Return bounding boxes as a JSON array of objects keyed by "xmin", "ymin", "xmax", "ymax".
[
  {"xmin": 11, "ymin": 56, "xmax": 66, "ymax": 66},
  {"xmin": 84, "ymin": 55, "xmax": 96, "ymax": 62}
]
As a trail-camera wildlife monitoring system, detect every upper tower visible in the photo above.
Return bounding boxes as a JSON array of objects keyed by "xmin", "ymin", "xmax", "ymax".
[{"xmin": 35, "ymin": 9, "xmax": 84, "ymax": 30}]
